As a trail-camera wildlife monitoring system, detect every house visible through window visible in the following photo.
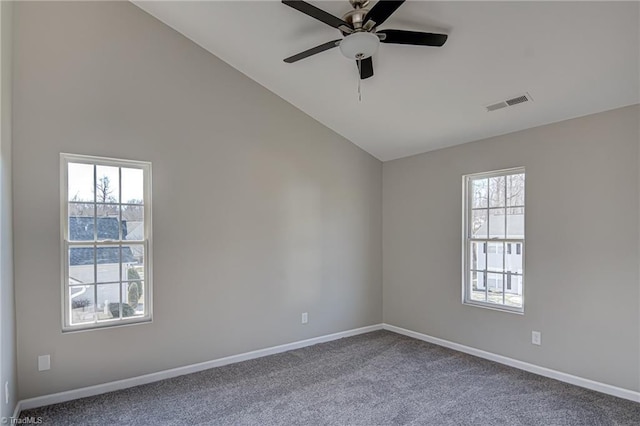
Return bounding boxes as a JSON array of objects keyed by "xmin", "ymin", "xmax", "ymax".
[
  {"xmin": 61, "ymin": 154, "xmax": 152, "ymax": 331},
  {"xmin": 463, "ymin": 168, "xmax": 525, "ymax": 313}
]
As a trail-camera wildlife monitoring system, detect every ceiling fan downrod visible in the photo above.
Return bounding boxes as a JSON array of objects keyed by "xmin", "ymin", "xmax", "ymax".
[{"xmin": 344, "ymin": 0, "xmax": 372, "ymax": 31}]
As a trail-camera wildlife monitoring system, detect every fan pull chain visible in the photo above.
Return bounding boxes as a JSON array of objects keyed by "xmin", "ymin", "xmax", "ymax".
[{"xmin": 357, "ymin": 58, "xmax": 362, "ymax": 102}]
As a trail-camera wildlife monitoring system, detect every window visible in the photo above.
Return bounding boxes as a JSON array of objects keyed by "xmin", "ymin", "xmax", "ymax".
[
  {"xmin": 61, "ymin": 154, "xmax": 152, "ymax": 331},
  {"xmin": 463, "ymin": 168, "xmax": 525, "ymax": 313}
]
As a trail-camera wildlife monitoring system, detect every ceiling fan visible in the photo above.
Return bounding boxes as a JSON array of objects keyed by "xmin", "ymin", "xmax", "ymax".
[{"xmin": 282, "ymin": 0, "xmax": 448, "ymax": 79}]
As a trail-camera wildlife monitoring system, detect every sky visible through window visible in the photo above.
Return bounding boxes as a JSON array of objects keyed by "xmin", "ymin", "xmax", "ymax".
[{"xmin": 68, "ymin": 162, "xmax": 144, "ymax": 203}]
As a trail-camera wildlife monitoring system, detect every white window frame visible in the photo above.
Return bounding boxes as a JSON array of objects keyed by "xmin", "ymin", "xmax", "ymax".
[
  {"xmin": 60, "ymin": 153, "xmax": 153, "ymax": 331},
  {"xmin": 462, "ymin": 167, "xmax": 525, "ymax": 314}
]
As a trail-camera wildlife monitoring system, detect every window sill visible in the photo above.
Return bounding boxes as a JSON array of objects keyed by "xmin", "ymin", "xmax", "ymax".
[
  {"xmin": 62, "ymin": 316, "xmax": 152, "ymax": 333},
  {"xmin": 463, "ymin": 300, "xmax": 524, "ymax": 315}
]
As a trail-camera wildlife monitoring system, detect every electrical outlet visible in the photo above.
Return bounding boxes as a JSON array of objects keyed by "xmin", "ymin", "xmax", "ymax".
[
  {"xmin": 301, "ymin": 312, "xmax": 308, "ymax": 324},
  {"xmin": 532, "ymin": 331, "xmax": 541, "ymax": 346},
  {"xmin": 38, "ymin": 355, "xmax": 51, "ymax": 371}
]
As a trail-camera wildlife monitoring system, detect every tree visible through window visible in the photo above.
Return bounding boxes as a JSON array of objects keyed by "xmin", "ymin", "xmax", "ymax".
[
  {"xmin": 464, "ymin": 168, "xmax": 525, "ymax": 312},
  {"xmin": 62, "ymin": 154, "xmax": 152, "ymax": 331}
]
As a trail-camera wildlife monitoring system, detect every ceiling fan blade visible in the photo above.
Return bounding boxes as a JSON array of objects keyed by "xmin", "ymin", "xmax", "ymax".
[
  {"xmin": 284, "ymin": 39, "xmax": 341, "ymax": 63},
  {"xmin": 364, "ymin": 0, "xmax": 405, "ymax": 28},
  {"xmin": 378, "ymin": 29, "xmax": 448, "ymax": 46},
  {"xmin": 358, "ymin": 57, "xmax": 374, "ymax": 79},
  {"xmin": 282, "ymin": 1, "xmax": 351, "ymax": 30}
]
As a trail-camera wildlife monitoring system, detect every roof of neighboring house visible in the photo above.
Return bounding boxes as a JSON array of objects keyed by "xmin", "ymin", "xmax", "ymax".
[
  {"xmin": 476, "ymin": 213, "xmax": 524, "ymax": 238},
  {"xmin": 70, "ymin": 247, "xmax": 136, "ymax": 266},
  {"xmin": 69, "ymin": 216, "xmax": 127, "ymax": 241},
  {"xmin": 69, "ymin": 217, "xmax": 135, "ymax": 265},
  {"xmin": 125, "ymin": 221, "xmax": 144, "ymax": 241}
]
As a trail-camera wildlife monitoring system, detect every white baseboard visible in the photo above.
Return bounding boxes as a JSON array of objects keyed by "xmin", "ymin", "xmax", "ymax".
[
  {"xmin": 383, "ymin": 323, "xmax": 640, "ymax": 403},
  {"xmin": 16, "ymin": 324, "xmax": 383, "ymax": 413}
]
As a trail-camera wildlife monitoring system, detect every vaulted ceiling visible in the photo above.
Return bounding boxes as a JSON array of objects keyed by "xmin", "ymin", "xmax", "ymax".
[{"xmin": 134, "ymin": 1, "xmax": 640, "ymax": 161}]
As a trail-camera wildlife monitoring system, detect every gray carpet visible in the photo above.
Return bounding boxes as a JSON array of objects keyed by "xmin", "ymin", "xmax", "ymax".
[{"xmin": 20, "ymin": 331, "xmax": 640, "ymax": 425}]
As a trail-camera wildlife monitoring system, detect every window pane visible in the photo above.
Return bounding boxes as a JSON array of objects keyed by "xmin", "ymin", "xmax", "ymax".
[
  {"xmin": 69, "ymin": 203, "xmax": 94, "ymax": 219},
  {"xmin": 121, "ymin": 168, "xmax": 144, "ymax": 205},
  {"xmin": 507, "ymin": 173, "xmax": 525, "ymax": 207},
  {"xmin": 505, "ymin": 276, "xmax": 523, "ymax": 308},
  {"xmin": 506, "ymin": 248, "xmax": 523, "ymax": 274},
  {"xmin": 96, "ymin": 165, "xmax": 119, "ymax": 203},
  {"xmin": 122, "ymin": 205, "xmax": 144, "ymax": 241},
  {"xmin": 470, "ymin": 271, "xmax": 486, "ymax": 301},
  {"xmin": 487, "ymin": 242, "xmax": 504, "ymax": 272},
  {"xmin": 488, "ymin": 208, "xmax": 506, "ymax": 238},
  {"xmin": 68, "ymin": 163, "xmax": 94, "ymax": 202},
  {"xmin": 68, "ymin": 204, "xmax": 95, "ymax": 241},
  {"xmin": 507, "ymin": 207, "xmax": 524, "ymax": 239},
  {"xmin": 96, "ymin": 203, "xmax": 119, "ymax": 216},
  {"xmin": 471, "ymin": 210, "xmax": 488, "ymax": 238},
  {"xmin": 470, "ymin": 242, "xmax": 485, "ymax": 271},
  {"xmin": 489, "ymin": 176, "xmax": 506, "ymax": 208},
  {"xmin": 123, "ymin": 281, "xmax": 144, "ymax": 316},
  {"xmin": 97, "ymin": 284, "xmax": 120, "ymax": 320},
  {"xmin": 486, "ymin": 272, "xmax": 504, "ymax": 304},
  {"xmin": 471, "ymin": 178, "xmax": 488, "ymax": 208},
  {"xmin": 69, "ymin": 246, "xmax": 95, "ymax": 284},
  {"xmin": 96, "ymin": 247, "xmax": 120, "ymax": 283},
  {"xmin": 95, "ymin": 210, "xmax": 121, "ymax": 240},
  {"xmin": 69, "ymin": 285, "xmax": 95, "ymax": 325},
  {"xmin": 122, "ymin": 245, "xmax": 144, "ymax": 281}
]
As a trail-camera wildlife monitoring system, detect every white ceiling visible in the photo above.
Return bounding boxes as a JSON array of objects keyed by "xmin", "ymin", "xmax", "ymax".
[{"xmin": 133, "ymin": 1, "xmax": 640, "ymax": 161}]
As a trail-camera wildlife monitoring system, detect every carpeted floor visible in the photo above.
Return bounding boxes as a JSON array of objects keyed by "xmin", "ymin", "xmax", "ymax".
[{"xmin": 20, "ymin": 330, "xmax": 640, "ymax": 425}]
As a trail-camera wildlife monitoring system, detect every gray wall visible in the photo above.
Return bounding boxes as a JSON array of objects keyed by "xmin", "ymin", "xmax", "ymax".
[
  {"xmin": 0, "ymin": 0, "xmax": 16, "ymax": 417},
  {"xmin": 13, "ymin": 1, "xmax": 382, "ymax": 399},
  {"xmin": 383, "ymin": 105, "xmax": 640, "ymax": 392}
]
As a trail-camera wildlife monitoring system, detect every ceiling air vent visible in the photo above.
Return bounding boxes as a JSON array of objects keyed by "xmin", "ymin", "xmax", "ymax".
[
  {"xmin": 486, "ymin": 101, "xmax": 508, "ymax": 112},
  {"xmin": 485, "ymin": 93, "xmax": 533, "ymax": 112}
]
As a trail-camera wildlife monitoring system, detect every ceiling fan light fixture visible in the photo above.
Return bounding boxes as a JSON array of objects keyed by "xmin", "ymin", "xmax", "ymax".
[{"xmin": 339, "ymin": 32, "xmax": 379, "ymax": 60}]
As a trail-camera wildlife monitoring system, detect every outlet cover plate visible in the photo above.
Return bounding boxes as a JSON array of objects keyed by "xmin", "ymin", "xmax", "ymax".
[
  {"xmin": 532, "ymin": 331, "xmax": 541, "ymax": 346},
  {"xmin": 38, "ymin": 355, "xmax": 51, "ymax": 371}
]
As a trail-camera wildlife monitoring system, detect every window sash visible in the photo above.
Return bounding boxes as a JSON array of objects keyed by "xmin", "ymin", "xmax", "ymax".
[{"xmin": 61, "ymin": 153, "xmax": 152, "ymax": 331}]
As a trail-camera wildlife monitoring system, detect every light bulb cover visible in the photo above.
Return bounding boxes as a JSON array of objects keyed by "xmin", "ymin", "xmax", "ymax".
[{"xmin": 339, "ymin": 32, "xmax": 379, "ymax": 60}]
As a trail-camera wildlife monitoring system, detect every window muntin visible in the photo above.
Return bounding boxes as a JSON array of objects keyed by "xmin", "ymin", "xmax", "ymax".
[
  {"xmin": 62, "ymin": 154, "xmax": 152, "ymax": 331},
  {"xmin": 463, "ymin": 168, "xmax": 525, "ymax": 313}
]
